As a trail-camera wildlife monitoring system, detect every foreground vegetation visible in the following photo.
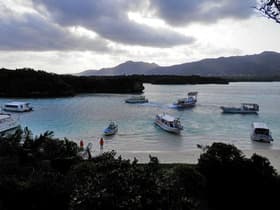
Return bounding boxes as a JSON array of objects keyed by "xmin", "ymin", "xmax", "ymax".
[{"xmin": 0, "ymin": 128, "xmax": 279, "ymax": 210}]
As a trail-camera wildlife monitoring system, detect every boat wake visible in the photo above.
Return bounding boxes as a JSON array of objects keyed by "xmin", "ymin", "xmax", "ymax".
[
  {"xmin": 118, "ymin": 131, "xmax": 154, "ymax": 137},
  {"xmin": 140, "ymin": 102, "xmax": 168, "ymax": 108},
  {"xmin": 168, "ymin": 104, "xmax": 179, "ymax": 109},
  {"xmin": 139, "ymin": 102, "xmax": 157, "ymax": 106}
]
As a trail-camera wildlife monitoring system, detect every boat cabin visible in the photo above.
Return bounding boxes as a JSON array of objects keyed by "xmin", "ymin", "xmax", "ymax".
[
  {"xmin": 188, "ymin": 91, "xmax": 198, "ymax": 98},
  {"xmin": 241, "ymin": 103, "xmax": 259, "ymax": 111},
  {"xmin": 108, "ymin": 121, "xmax": 117, "ymax": 129}
]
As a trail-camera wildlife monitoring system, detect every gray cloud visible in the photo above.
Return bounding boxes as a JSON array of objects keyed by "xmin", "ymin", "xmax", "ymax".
[
  {"xmin": 32, "ymin": 0, "xmax": 194, "ymax": 47},
  {"xmin": 0, "ymin": 3, "xmax": 110, "ymax": 51},
  {"xmin": 149, "ymin": 0, "xmax": 256, "ymax": 26},
  {"xmin": 0, "ymin": 0, "xmax": 257, "ymax": 52}
]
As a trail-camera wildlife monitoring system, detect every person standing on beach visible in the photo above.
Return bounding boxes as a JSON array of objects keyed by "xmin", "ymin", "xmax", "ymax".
[
  {"xmin": 80, "ymin": 140, "xmax": 84, "ymax": 150},
  {"xmin": 99, "ymin": 137, "xmax": 104, "ymax": 151}
]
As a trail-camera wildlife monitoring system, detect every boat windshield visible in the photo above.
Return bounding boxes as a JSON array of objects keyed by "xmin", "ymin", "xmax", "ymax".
[
  {"xmin": 242, "ymin": 104, "xmax": 259, "ymax": 111},
  {"xmin": 174, "ymin": 120, "xmax": 182, "ymax": 128},
  {"xmin": 255, "ymin": 128, "xmax": 269, "ymax": 135},
  {"xmin": 187, "ymin": 97, "xmax": 195, "ymax": 102},
  {"xmin": 5, "ymin": 105, "xmax": 19, "ymax": 108},
  {"xmin": 108, "ymin": 122, "xmax": 116, "ymax": 128}
]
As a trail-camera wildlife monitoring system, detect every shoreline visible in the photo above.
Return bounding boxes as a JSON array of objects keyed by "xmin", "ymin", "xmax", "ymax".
[{"xmin": 114, "ymin": 149, "xmax": 280, "ymax": 172}]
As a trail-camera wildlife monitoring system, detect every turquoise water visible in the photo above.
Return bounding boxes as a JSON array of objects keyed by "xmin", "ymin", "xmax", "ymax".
[{"xmin": 1, "ymin": 82, "xmax": 280, "ymax": 152}]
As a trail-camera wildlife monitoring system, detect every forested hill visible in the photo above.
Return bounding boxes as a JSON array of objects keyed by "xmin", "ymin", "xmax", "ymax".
[
  {"xmin": 149, "ymin": 51, "xmax": 280, "ymax": 77},
  {"xmin": 0, "ymin": 68, "xmax": 144, "ymax": 97},
  {"xmin": 78, "ymin": 61, "xmax": 159, "ymax": 76},
  {"xmin": 77, "ymin": 51, "xmax": 280, "ymax": 79}
]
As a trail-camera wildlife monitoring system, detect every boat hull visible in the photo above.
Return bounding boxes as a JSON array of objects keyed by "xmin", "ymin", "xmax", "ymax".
[
  {"xmin": 103, "ymin": 128, "xmax": 118, "ymax": 136},
  {"xmin": 251, "ymin": 134, "xmax": 273, "ymax": 143},
  {"xmin": 173, "ymin": 102, "xmax": 196, "ymax": 109},
  {"xmin": 2, "ymin": 107, "xmax": 33, "ymax": 112},
  {"xmin": 125, "ymin": 99, "xmax": 148, "ymax": 104}
]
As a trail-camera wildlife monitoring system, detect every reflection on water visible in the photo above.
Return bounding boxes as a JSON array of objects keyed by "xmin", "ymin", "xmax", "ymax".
[{"xmin": 0, "ymin": 82, "xmax": 280, "ymax": 152}]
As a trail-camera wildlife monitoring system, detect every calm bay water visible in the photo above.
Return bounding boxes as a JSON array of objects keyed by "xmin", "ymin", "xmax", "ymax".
[{"xmin": 1, "ymin": 82, "xmax": 280, "ymax": 152}]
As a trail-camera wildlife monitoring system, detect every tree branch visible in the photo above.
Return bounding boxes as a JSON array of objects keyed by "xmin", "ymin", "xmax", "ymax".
[{"xmin": 257, "ymin": 0, "xmax": 280, "ymax": 24}]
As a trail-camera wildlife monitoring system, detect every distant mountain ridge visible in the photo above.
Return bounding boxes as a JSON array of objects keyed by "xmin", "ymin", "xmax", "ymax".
[
  {"xmin": 77, "ymin": 61, "xmax": 159, "ymax": 76},
  {"xmin": 77, "ymin": 51, "xmax": 280, "ymax": 77}
]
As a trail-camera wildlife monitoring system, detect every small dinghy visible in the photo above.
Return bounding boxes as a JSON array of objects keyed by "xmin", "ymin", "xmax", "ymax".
[
  {"xmin": 125, "ymin": 95, "xmax": 148, "ymax": 104},
  {"xmin": 103, "ymin": 121, "xmax": 118, "ymax": 136}
]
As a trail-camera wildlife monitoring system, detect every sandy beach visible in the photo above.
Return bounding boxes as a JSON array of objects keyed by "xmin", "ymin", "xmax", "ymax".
[{"xmin": 117, "ymin": 149, "xmax": 280, "ymax": 172}]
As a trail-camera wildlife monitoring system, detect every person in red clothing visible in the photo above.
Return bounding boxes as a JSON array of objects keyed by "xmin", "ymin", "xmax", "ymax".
[
  {"xmin": 80, "ymin": 140, "xmax": 84, "ymax": 149},
  {"xmin": 99, "ymin": 137, "xmax": 104, "ymax": 150}
]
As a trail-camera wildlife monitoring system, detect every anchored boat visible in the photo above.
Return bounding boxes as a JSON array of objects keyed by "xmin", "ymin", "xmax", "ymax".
[
  {"xmin": 125, "ymin": 95, "xmax": 148, "ymax": 104},
  {"xmin": 2, "ymin": 101, "xmax": 33, "ymax": 112},
  {"xmin": 173, "ymin": 92, "xmax": 198, "ymax": 108},
  {"xmin": 154, "ymin": 113, "xmax": 183, "ymax": 134},
  {"xmin": 103, "ymin": 121, "xmax": 118, "ymax": 136},
  {"xmin": 251, "ymin": 122, "xmax": 273, "ymax": 143},
  {"xmin": 221, "ymin": 103, "xmax": 259, "ymax": 114}
]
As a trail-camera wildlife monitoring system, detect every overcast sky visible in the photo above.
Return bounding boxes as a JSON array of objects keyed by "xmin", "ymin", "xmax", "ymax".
[{"xmin": 1, "ymin": 0, "xmax": 280, "ymax": 74}]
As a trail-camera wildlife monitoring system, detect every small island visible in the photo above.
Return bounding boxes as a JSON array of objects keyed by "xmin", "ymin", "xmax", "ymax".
[{"xmin": 0, "ymin": 68, "xmax": 144, "ymax": 97}]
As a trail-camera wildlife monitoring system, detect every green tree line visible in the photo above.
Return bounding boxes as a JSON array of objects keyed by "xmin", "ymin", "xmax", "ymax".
[
  {"xmin": 0, "ymin": 68, "xmax": 230, "ymax": 98},
  {"xmin": 0, "ymin": 68, "xmax": 144, "ymax": 97}
]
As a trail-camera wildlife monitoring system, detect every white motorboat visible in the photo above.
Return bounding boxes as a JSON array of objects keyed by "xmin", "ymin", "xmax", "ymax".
[
  {"xmin": 154, "ymin": 113, "xmax": 183, "ymax": 134},
  {"xmin": 2, "ymin": 101, "xmax": 33, "ymax": 112},
  {"xmin": 251, "ymin": 122, "xmax": 273, "ymax": 143},
  {"xmin": 221, "ymin": 103, "xmax": 259, "ymax": 114},
  {"xmin": 103, "ymin": 121, "xmax": 118, "ymax": 136},
  {"xmin": 173, "ymin": 92, "xmax": 198, "ymax": 108},
  {"xmin": 0, "ymin": 113, "xmax": 20, "ymax": 134},
  {"xmin": 125, "ymin": 95, "xmax": 148, "ymax": 104}
]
